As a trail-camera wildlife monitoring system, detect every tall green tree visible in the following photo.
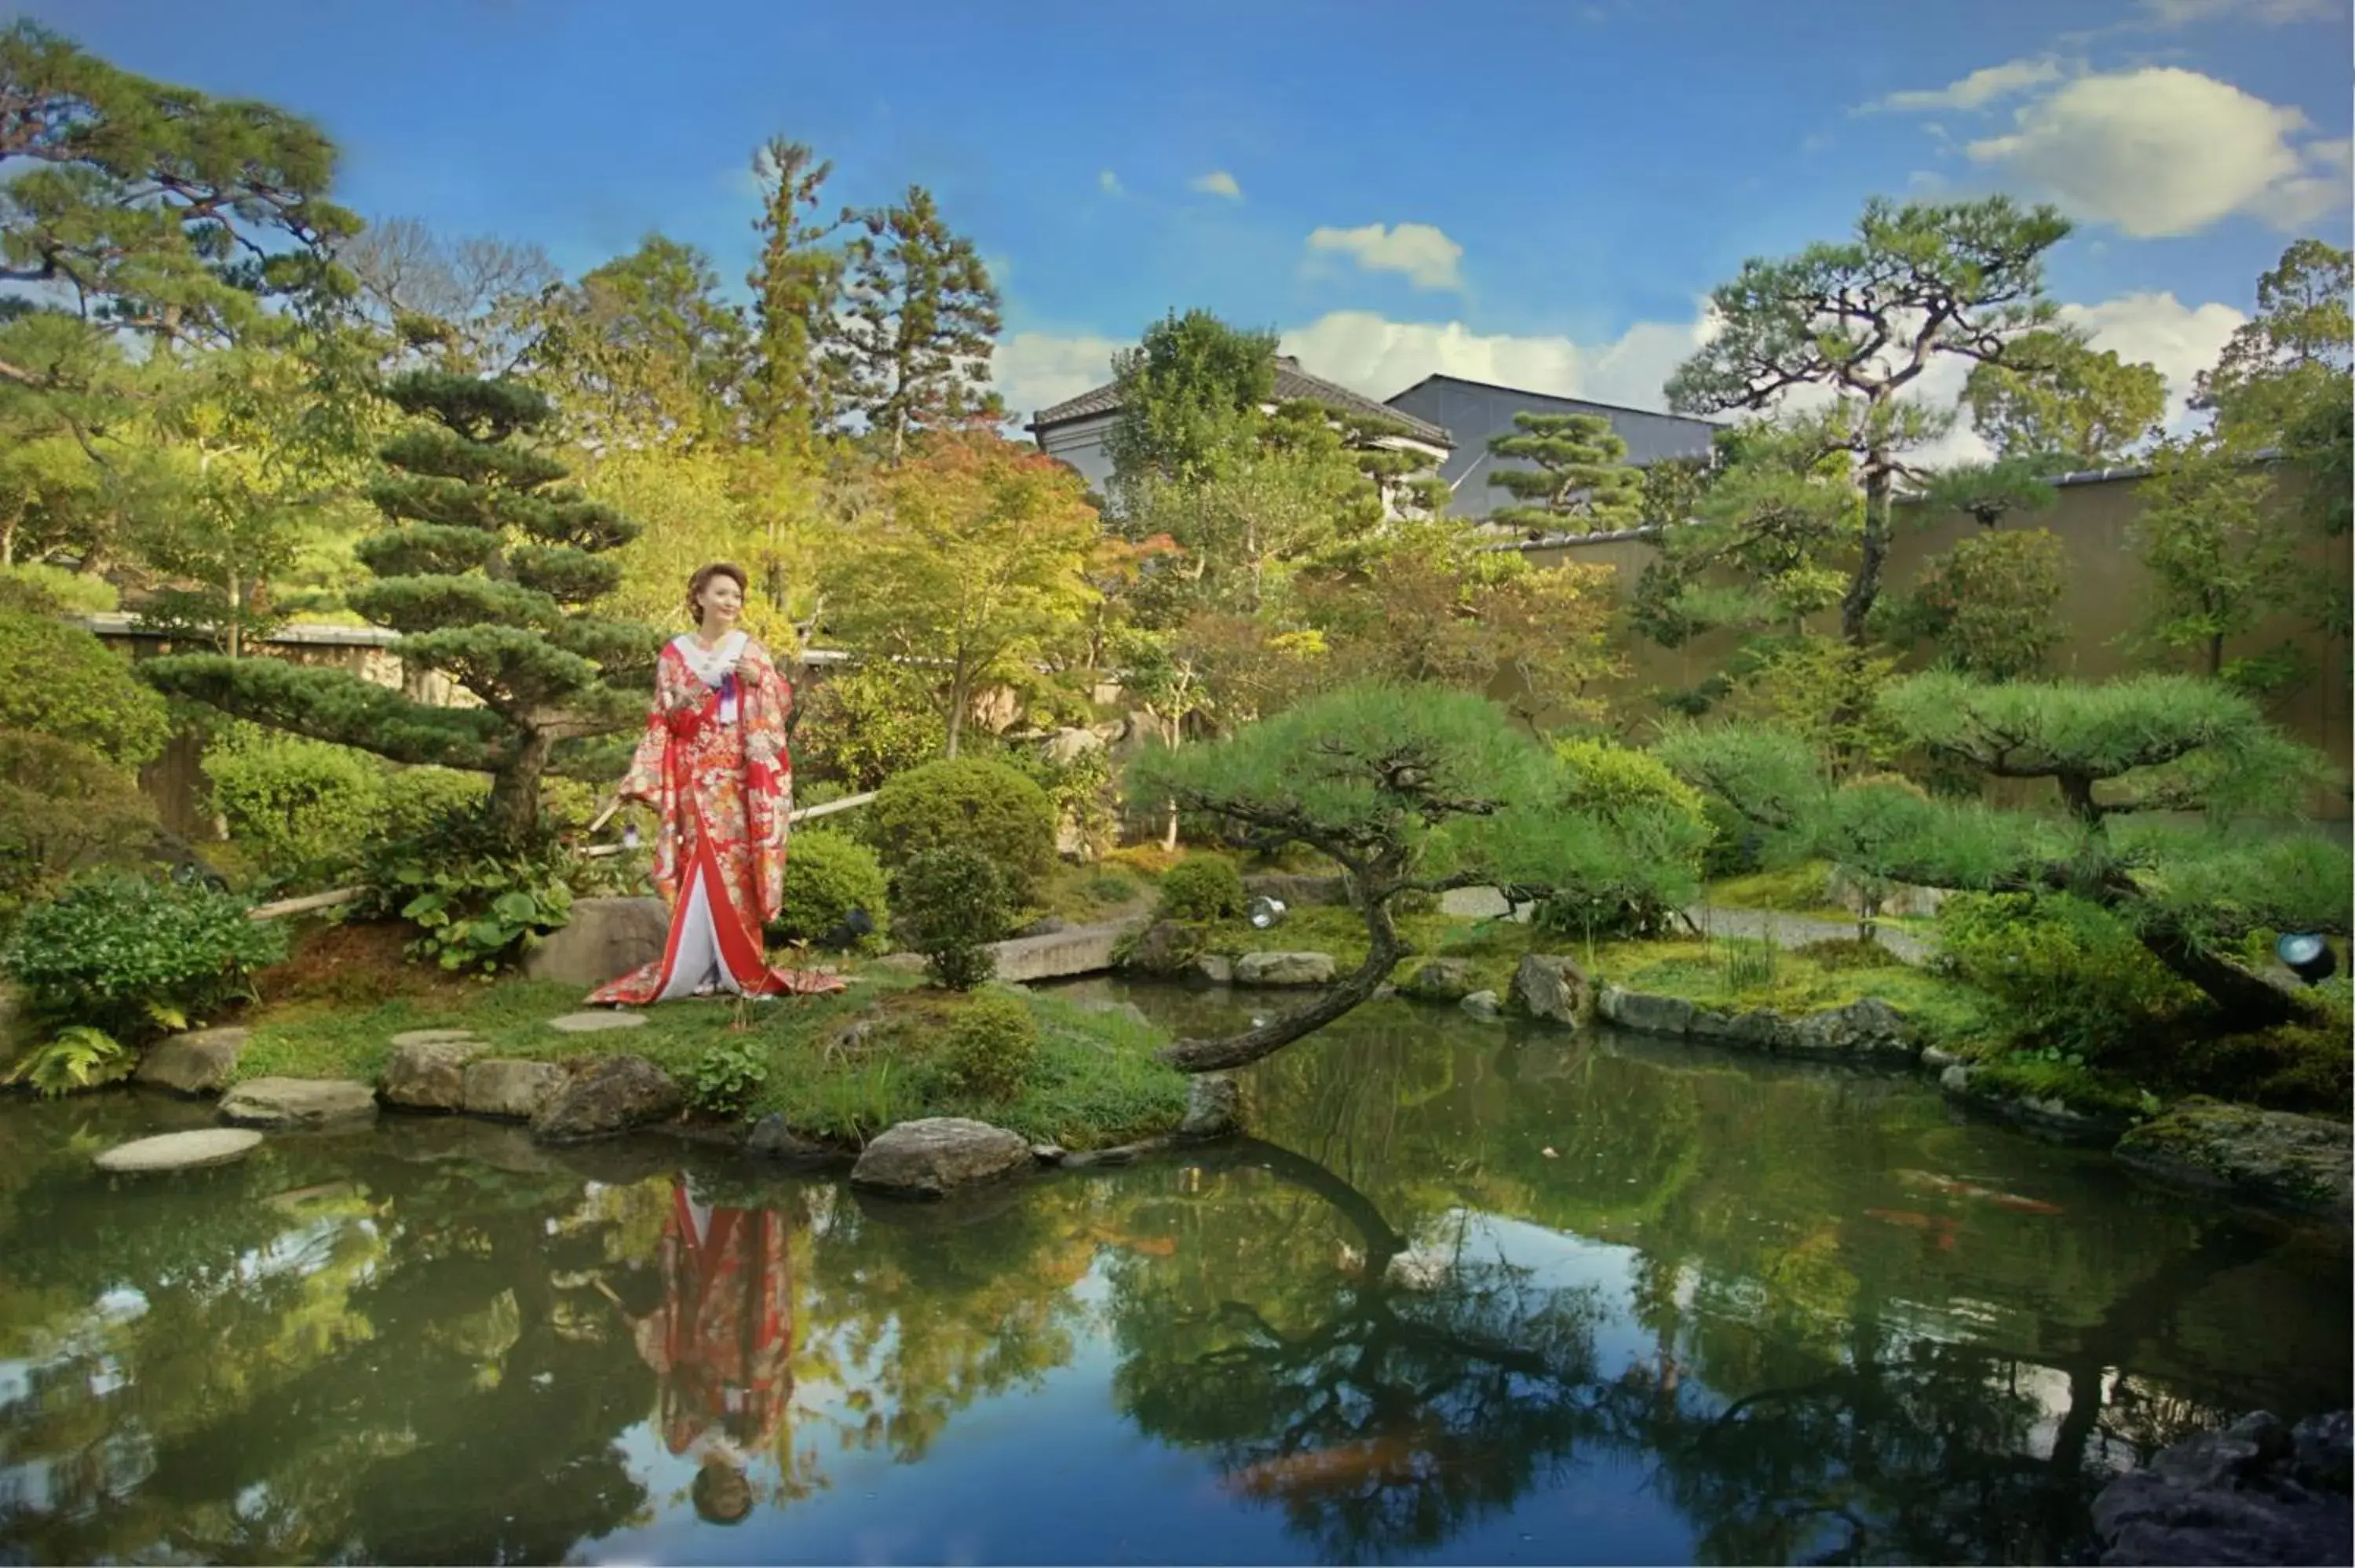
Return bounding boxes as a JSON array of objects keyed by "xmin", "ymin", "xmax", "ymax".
[
  {"xmin": 1666, "ymin": 195, "xmax": 2072, "ymax": 643},
  {"xmin": 2127, "ymin": 432, "xmax": 2302, "ymax": 690},
  {"xmin": 1484, "ymin": 410, "xmax": 1643, "ymax": 535},
  {"xmin": 1102, "ymin": 308, "xmax": 1279, "ymax": 494},
  {"xmin": 142, "ymin": 374, "xmax": 657, "ymax": 838},
  {"xmin": 2195, "ymin": 238, "xmax": 2352, "ymax": 447},
  {"xmin": 827, "ymin": 185, "xmax": 1002, "ymax": 464},
  {"xmin": 509, "ymin": 235, "xmax": 750, "ymax": 451},
  {"xmin": 744, "ymin": 137, "xmax": 847, "ymax": 447},
  {"xmin": 1962, "ymin": 328, "xmax": 2167, "ymax": 467}
]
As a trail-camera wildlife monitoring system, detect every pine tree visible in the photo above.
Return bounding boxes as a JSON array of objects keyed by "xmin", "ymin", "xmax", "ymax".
[
  {"xmin": 745, "ymin": 137, "xmax": 846, "ymax": 446},
  {"xmin": 1485, "ymin": 411, "xmax": 1644, "ymax": 535},
  {"xmin": 143, "ymin": 372, "xmax": 658, "ymax": 840},
  {"xmin": 826, "ymin": 185, "xmax": 1003, "ymax": 463}
]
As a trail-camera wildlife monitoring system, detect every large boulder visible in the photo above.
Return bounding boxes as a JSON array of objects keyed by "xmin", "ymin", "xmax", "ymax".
[
  {"xmin": 463, "ymin": 1059, "xmax": 568, "ymax": 1121},
  {"xmin": 1509, "ymin": 954, "xmax": 1590, "ymax": 1025},
  {"xmin": 520, "ymin": 896, "xmax": 668, "ymax": 988},
  {"xmin": 1179, "ymin": 1074, "xmax": 1242, "ymax": 1140},
  {"xmin": 1597, "ymin": 985, "xmax": 1696, "ymax": 1037},
  {"xmin": 745, "ymin": 1112, "xmax": 842, "ymax": 1165},
  {"xmin": 134, "ymin": 1026, "xmax": 250, "ymax": 1096},
  {"xmin": 2114, "ymin": 1098, "xmax": 2353, "ymax": 1223},
  {"xmin": 1122, "ymin": 920, "xmax": 1204, "ymax": 978},
  {"xmin": 219, "ymin": 1077, "xmax": 378, "ymax": 1130},
  {"xmin": 849, "ymin": 1117, "xmax": 1034, "ymax": 1198},
  {"xmin": 1234, "ymin": 950, "xmax": 1337, "ymax": 987},
  {"xmin": 380, "ymin": 1037, "xmax": 487, "ymax": 1111},
  {"xmin": 529, "ymin": 1055, "xmax": 684, "ymax": 1143},
  {"xmin": 1399, "ymin": 957, "xmax": 1475, "ymax": 1003},
  {"xmin": 2091, "ymin": 1409, "xmax": 2351, "ymax": 1566}
]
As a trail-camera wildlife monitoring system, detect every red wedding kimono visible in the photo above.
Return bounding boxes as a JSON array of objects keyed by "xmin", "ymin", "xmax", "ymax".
[
  {"xmin": 588, "ymin": 632, "xmax": 845, "ymax": 1006},
  {"xmin": 630, "ymin": 1180, "xmax": 798, "ymax": 1460}
]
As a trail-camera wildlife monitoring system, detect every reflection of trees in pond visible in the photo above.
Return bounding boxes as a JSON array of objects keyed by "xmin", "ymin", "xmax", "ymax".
[{"xmin": 0, "ymin": 1147, "xmax": 657, "ymax": 1564}]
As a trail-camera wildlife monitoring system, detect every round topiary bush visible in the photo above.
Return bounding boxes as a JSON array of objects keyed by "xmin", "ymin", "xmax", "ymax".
[
  {"xmin": 893, "ymin": 844, "xmax": 1017, "ymax": 991},
  {"xmin": 1157, "ymin": 854, "xmax": 1247, "ymax": 922},
  {"xmin": 938, "ymin": 989, "xmax": 1040, "ymax": 1100},
  {"xmin": 865, "ymin": 757, "xmax": 1057, "ymax": 896},
  {"xmin": 773, "ymin": 830, "xmax": 890, "ymax": 953},
  {"xmin": 0, "ymin": 609, "xmax": 171, "ymax": 767}
]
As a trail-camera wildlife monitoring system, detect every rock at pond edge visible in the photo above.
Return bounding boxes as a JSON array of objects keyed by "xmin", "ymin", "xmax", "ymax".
[
  {"xmin": 1509, "ymin": 954, "xmax": 1590, "ymax": 1025},
  {"xmin": 1233, "ymin": 950, "xmax": 1337, "ymax": 987},
  {"xmin": 1179, "ymin": 1074, "xmax": 1242, "ymax": 1140},
  {"xmin": 849, "ymin": 1117, "xmax": 1032, "ymax": 1198},
  {"xmin": 463, "ymin": 1059, "xmax": 568, "ymax": 1121},
  {"xmin": 218, "ymin": 1077, "xmax": 378, "ymax": 1130},
  {"xmin": 529, "ymin": 1055, "xmax": 683, "ymax": 1143},
  {"xmin": 2091, "ymin": 1409, "xmax": 2350, "ymax": 1567},
  {"xmin": 2115, "ymin": 1097, "xmax": 2353, "ymax": 1223},
  {"xmin": 133, "ymin": 1026, "xmax": 249, "ymax": 1096},
  {"xmin": 381, "ymin": 1037, "xmax": 488, "ymax": 1111}
]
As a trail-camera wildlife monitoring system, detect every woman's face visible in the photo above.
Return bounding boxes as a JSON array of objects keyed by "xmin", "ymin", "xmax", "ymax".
[{"xmin": 697, "ymin": 574, "xmax": 743, "ymax": 626}]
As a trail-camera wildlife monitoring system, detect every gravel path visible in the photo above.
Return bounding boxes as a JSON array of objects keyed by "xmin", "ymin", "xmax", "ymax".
[{"xmin": 1680, "ymin": 905, "xmax": 1933, "ymax": 966}]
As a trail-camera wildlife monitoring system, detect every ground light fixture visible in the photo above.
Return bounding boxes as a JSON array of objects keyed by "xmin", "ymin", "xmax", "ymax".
[
  {"xmin": 2274, "ymin": 932, "xmax": 2338, "ymax": 986},
  {"xmin": 1247, "ymin": 895, "xmax": 1287, "ymax": 930}
]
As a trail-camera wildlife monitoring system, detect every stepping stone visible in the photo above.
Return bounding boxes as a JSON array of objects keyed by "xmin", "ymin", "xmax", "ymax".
[
  {"xmin": 96, "ymin": 1128, "xmax": 265, "ymax": 1173},
  {"xmin": 389, "ymin": 1028, "xmax": 480, "ymax": 1049},
  {"xmin": 546, "ymin": 1011, "xmax": 648, "ymax": 1034},
  {"xmin": 219, "ymin": 1077, "xmax": 379, "ymax": 1130}
]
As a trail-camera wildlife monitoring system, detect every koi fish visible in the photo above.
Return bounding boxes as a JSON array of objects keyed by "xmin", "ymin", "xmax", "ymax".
[
  {"xmin": 1221, "ymin": 1435, "xmax": 1437, "ymax": 1498},
  {"xmin": 1080, "ymin": 1226, "xmax": 1178, "ymax": 1258},
  {"xmin": 1864, "ymin": 1209, "xmax": 1959, "ymax": 1251},
  {"xmin": 1896, "ymin": 1169, "xmax": 2065, "ymax": 1216}
]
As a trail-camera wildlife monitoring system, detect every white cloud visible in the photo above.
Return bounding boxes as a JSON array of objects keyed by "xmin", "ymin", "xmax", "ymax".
[
  {"xmin": 1966, "ymin": 67, "xmax": 2346, "ymax": 236},
  {"xmin": 1866, "ymin": 57, "xmax": 2065, "ymax": 114},
  {"xmin": 2137, "ymin": 0, "xmax": 2339, "ymax": 25},
  {"xmin": 1097, "ymin": 170, "xmax": 1125, "ymax": 197},
  {"xmin": 1303, "ymin": 222, "xmax": 1466, "ymax": 292},
  {"xmin": 991, "ymin": 330, "xmax": 1126, "ymax": 421},
  {"xmin": 2058, "ymin": 290, "xmax": 2246, "ymax": 430},
  {"xmin": 1188, "ymin": 170, "xmax": 1243, "ymax": 200}
]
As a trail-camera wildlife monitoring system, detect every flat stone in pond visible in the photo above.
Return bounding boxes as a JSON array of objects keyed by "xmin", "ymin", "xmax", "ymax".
[
  {"xmin": 218, "ymin": 1077, "xmax": 379, "ymax": 1130},
  {"xmin": 133, "ymin": 1026, "xmax": 250, "ymax": 1096},
  {"xmin": 96, "ymin": 1128, "xmax": 265, "ymax": 1173},
  {"xmin": 546, "ymin": 1010, "xmax": 648, "ymax": 1034}
]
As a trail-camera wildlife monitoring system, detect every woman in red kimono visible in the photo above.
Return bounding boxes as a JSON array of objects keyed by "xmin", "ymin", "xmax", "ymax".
[{"xmin": 589, "ymin": 563, "xmax": 845, "ymax": 1007}]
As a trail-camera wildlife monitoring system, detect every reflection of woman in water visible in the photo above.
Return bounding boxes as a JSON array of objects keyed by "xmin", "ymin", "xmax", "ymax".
[{"xmin": 623, "ymin": 1179, "xmax": 797, "ymax": 1526}]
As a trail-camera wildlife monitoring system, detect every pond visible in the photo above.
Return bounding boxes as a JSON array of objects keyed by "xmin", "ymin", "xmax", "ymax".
[{"xmin": 1, "ymin": 979, "xmax": 2346, "ymax": 1566}]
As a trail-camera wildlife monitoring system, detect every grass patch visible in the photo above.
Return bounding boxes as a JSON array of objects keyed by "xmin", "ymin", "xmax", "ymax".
[
  {"xmin": 1032, "ymin": 862, "xmax": 1156, "ymax": 924},
  {"xmin": 228, "ymin": 956, "xmax": 1188, "ymax": 1152},
  {"xmin": 1591, "ymin": 935, "xmax": 2002, "ymax": 1052},
  {"xmin": 1706, "ymin": 860, "xmax": 1848, "ymax": 921},
  {"xmin": 1967, "ymin": 1054, "xmax": 2154, "ymax": 1122}
]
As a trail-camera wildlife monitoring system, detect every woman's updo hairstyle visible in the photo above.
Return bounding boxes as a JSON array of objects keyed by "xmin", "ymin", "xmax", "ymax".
[{"xmin": 685, "ymin": 561, "xmax": 750, "ymax": 625}]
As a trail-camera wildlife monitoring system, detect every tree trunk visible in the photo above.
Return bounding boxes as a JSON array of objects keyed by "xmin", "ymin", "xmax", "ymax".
[
  {"xmin": 1162, "ymin": 881, "xmax": 1405, "ymax": 1074},
  {"xmin": 485, "ymin": 728, "xmax": 553, "ymax": 842},
  {"xmin": 944, "ymin": 684, "xmax": 964, "ymax": 758},
  {"xmin": 226, "ymin": 568, "xmax": 242, "ymax": 660},
  {"xmin": 2138, "ymin": 924, "xmax": 2321, "ymax": 1030},
  {"xmin": 1839, "ymin": 453, "xmax": 1893, "ymax": 644},
  {"xmin": 2207, "ymin": 632, "xmax": 2224, "ymax": 679}
]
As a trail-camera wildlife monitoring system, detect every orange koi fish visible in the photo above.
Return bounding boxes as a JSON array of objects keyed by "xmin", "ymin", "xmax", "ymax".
[{"xmin": 1896, "ymin": 1169, "xmax": 2065, "ymax": 1216}]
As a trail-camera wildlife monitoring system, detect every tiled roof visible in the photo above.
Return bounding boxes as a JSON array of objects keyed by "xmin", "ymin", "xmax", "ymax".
[{"xmin": 1029, "ymin": 356, "xmax": 1454, "ymax": 448}]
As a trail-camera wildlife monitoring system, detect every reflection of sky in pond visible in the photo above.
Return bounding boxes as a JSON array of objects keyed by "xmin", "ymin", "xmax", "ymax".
[{"xmin": 0, "ymin": 986, "xmax": 2347, "ymax": 1566}]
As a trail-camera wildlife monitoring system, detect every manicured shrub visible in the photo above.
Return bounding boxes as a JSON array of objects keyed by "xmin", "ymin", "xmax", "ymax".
[
  {"xmin": 938, "ymin": 989, "xmax": 1040, "ymax": 1100},
  {"xmin": 773, "ymin": 830, "xmax": 890, "ymax": 953},
  {"xmin": 378, "ymin": 766, "xmax": 492, "ymax": 841},
  {"xmin": 0, "ymin": 731, "xmax": 159, "ymax": 931},
  {"xmin": 794, "ymin": 662, "xmax": 947, "ymax": 790},
  {"xmin": 865, "ymin": 757, "xmax": 1057, "ymax": 897},
  {"xmin": 893, "ymin": 845, "xmax": 1016, "ymax": 990},
  {"xmin": 2, "ymin": 871, "xmax": 288, "ymax": 1041},
  {"xmin": 1156, "ymin": 854, "xmax": 1247, "ymax": 922},
  {"xmin": 1933, "ymin": 891, "xmax": 2200, "ymax": 1061},
  {"xmin": 1530, "ymin": 737, "xmax": 1714, "ymax": 939},
  {"xmin": 0, "ymin": 609, "xmax": 170, "ymax": 766},
  {"xmin": 203, "ymin": 722, "xmax": 387, "ymax": 883}
]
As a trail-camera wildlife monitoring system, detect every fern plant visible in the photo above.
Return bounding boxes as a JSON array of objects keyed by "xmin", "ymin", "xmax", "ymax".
[{"xmin": 9, "ymin": 1027, "xmax": 137, "ymax": 1098}]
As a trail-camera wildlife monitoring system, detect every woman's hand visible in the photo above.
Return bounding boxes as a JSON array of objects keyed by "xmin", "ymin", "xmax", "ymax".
[{"xmin": 734, "ymin": 655, "xmax": 761, "ymax": 685}]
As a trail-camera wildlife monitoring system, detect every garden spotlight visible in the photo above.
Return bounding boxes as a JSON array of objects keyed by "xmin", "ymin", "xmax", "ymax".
[
  {"xmin": 2275, "ymin": 932, "xmax": 2337, "ymax": 986},
  {"xmin": 1247, "ymin": 895, "xmax": 1287, "ymax": 931}
]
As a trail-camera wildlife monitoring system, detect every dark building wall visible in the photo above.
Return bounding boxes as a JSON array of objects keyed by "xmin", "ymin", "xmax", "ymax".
[{"xmin": 1384, "ymin": 377, "xmax": 1717, "ymax": 520}]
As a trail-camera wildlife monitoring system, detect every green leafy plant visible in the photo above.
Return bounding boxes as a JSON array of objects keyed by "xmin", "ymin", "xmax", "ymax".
[
  {"xmin": 7, "ymin": 1025, "xmax": 137, "ymax": 1098},
  {"xmin": 357, "ymin": 807, "xmax": 575, "ymax": 975},
  {"xmin": 1, "ymin": 872, "xmax": 287, "ymax": 1041},
  {"xmin": 0, "ymin": 609, "xmax": 173, "ymax": 766},
  {"xmin": 1002, "ymin": 741, "xmax": 1117, "ymax": 860},
  {"xmin": 1934, "ymin": 891, "xmax": 2200, "ymax": 1061},
  {"xmin": 683, "ymin": 1036, "xmax": 769, "ymax": 1116},
  {"xmin": 378, "ymin": 766, "xmax": 492, "ymax": 840},
  {"xmin": 772, "ymin": 829, "xmax": 890, "ymax": 952},
  {"xmin": 864, "ymin": 756, "xmax": 1058, "ymax": 898},
  {"xmin": 893, "ymin": 844, "xmax": 1015, "ymax": 990},
  {"xmin": 1156, "ymin": 854, "xmax": 1247, "ymax": 922},
  {"xmin": 937, "ymin": 989, "xmax": 1039, "ymax": 1099},
  {"xmin": 792, "ymin": 662, "xmax": 949, "ymax": 790},
  {"xmin": 1718, "ymin": 937, "xmax": 1780, "ymax": 996},
  {"xmin": 0, "ymin": 730, "xmax": 160, "ymax": 932}
]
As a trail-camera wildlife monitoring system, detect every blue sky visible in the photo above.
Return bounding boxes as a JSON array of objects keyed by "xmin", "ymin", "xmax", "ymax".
[{"xmin": 15, "ymin": 0, "xmax": 2352, "ymax": 435}]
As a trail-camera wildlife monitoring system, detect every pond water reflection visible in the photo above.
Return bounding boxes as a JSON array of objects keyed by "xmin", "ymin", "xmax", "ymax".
[{"xmin": 0, "ymin": 984, "xmax": 2345, "ymax": 1565}]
